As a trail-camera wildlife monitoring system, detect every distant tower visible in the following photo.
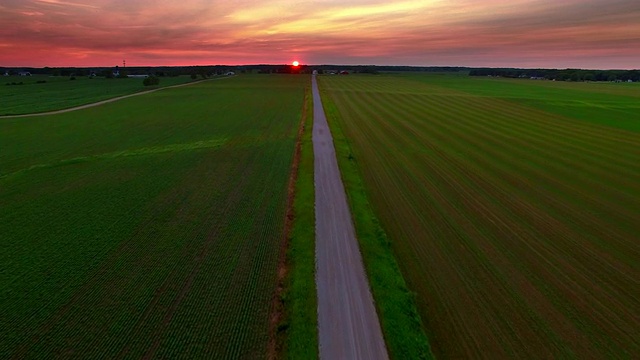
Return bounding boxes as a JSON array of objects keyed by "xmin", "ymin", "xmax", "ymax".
[{"xmin": 123, "ymin": 59, "xmax": 126, "ymax": 68}]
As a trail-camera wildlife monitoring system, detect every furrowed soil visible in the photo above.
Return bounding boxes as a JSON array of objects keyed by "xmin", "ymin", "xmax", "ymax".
[
  {"xmin": 318, "ymin": 74, "xmax": 640, "ymax": 359},
  {"xmin": 0, "ymin": 75, "xmax": 307, "ymax": 359}
]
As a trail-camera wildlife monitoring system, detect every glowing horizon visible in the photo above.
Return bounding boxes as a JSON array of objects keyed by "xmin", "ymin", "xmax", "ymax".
[{"xmin": 1, "ymin": 0, "xmax": 639, "ymax": 69}]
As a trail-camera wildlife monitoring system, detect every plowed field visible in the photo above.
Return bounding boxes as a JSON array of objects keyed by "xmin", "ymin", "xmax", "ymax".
[{"xmin": 319, "ymin": 74, "xmax": 639, "ymax": 358}]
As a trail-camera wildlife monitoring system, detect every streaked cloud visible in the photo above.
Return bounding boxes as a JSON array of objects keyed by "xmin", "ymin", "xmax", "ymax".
[
  {"xmin": 35, "ymin": 0, "xmax": 99, "ymax": 8},
  {"xmin": 0, "ymin": 0, "xmax": 638, "ymax": 68}
]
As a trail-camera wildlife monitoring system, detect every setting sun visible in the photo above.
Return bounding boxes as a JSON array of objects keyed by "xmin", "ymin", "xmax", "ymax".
[{"xmin": 292, "ymin": 61, "xmax": 299, "ymax": 67}]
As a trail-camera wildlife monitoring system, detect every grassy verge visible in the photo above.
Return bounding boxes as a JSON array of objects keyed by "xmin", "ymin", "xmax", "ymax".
[
  {"xmin": 318, "ymin": 77, "xmax": 434, "ymax": 360},
  {"xmin": 281, "ymin": 82, "xmax": 319, "ymax": 359}
]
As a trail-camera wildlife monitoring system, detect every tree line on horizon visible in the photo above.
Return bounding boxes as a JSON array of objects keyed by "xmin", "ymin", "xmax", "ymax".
[
  {"xmin": 0, "ymin": 64, "xmax": 409, "ymax": 76},
  {"xmin": 2, "ymin": 65, "xmax": 638, "ymax": 82},
  {"xmin": 469, "ymin": 68, "xmax": 639, "ymax": 82}
]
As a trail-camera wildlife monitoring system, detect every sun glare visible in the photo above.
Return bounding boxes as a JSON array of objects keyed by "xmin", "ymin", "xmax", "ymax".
[{"xmin": 292, "ymin": 61, "xmax": 299, "ymax": 67}]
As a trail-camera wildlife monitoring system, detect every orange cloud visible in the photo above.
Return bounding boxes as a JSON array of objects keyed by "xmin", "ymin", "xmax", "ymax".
[{"xmin": 0, "ymin": 0, "xmax": 638, "ymax": 68}]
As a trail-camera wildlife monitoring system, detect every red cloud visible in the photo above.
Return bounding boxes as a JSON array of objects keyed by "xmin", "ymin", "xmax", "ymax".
[{"xmin": 0, "ymin": 0, "xmax": 638, "ymax": 68}]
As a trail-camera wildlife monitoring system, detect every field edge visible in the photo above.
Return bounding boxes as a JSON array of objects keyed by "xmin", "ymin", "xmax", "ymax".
[
  {"xmin": 318, "ymin": 77, "xmax": 435, "ymax": 360},
  {"xmin": 0, "ymin": 75, "xmax": 209, "ymax": 117},
  {"xmin": 277, "ymin": 79, "xmax": 319, "ymax": 359}
]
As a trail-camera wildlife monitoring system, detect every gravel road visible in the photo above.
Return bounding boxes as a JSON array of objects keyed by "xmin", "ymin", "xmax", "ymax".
[{"xmin": 312, "ymin": 75, "xmax": 389, "ymax": 360}]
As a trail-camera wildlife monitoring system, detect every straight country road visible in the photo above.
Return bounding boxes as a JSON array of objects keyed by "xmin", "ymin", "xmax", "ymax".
[{"xmin": 312, "ymin": 74, "xmax": 389, "ymax": 360}]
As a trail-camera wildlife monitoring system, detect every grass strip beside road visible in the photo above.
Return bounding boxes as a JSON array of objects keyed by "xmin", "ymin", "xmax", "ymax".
[
  {"xmin": 318, "ymin": 77, "xmax": 434, "ymax": 360},
  {"xmin": 282, "ymin": 82, "xmax": 319, "ymax": 359}
]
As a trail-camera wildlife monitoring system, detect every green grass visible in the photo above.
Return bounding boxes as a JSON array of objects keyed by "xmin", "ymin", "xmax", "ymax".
[
  {"xmin": 319, "ymin": 74, "xmax": 640, "ymax": 358},
  {"xmin": 407, "ymin": 74, "xmax": 640, "ymax": 132},
  {"xmin": 0, "ymin": 75, "xmax": 197, "ymax": 115},
  {"xmin": 282, "ymin": 82, "xmax": 319, "ymax": 359},
  {"xmin": 318, "ymin": 78, "xmax": 435, "ymax": 360},
  {"xmin": 0, "ymin": 74, "xmax": 307, "ymax": 358}
]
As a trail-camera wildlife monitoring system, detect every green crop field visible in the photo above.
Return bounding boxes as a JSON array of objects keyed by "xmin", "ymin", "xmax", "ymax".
[
  {"xmin": 0, "ymin": 75, "xmax": 196, "ymax": 115},
  {"xmin": 407, "ymin": 74, "xmax": 640, "ymax": 132},
  {"xmin": 1, "ymin": 75, "xmax": 307, "ymax": 358},
  {"xmin": 319, "ymin": 74, "xmax": 640, "ymax": 358}
]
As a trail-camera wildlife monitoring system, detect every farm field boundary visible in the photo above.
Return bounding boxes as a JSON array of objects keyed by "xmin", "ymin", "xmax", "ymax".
[
  {"xmin": 0, "ymin": 76, "xmax": 233, "ymax": 118},
  {"xmin": 319, "ymin": 74, "xmax": 640, "ymax": 358},
  {"xmin": 313, "ymin": 75, "xmax": 389, "ymax": 359},
  {"xmin": 279, "ymin": 81, "xmax": 319, "ymax": 359},
  {"xmin": 317, "ymin": 76, "xmax": 434, "ymax": 360}
]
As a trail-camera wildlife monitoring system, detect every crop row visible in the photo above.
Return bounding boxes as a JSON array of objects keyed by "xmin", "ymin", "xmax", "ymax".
[
  {"xmin": 1, "ymin": 75, "xmax": 306, "ymax": 358},
  {"xmin": 319, "ymin": 75, "xmax": 640, "ymax": 359}
]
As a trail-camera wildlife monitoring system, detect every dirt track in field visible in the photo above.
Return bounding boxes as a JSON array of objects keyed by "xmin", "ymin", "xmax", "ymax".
[
  {"xmin": 0, "ymin": 76, "xmax": 233, "ymax": 119},
  {"xmin": 312, "ymin": 75, "xmax": 388, "ymax": 360}
]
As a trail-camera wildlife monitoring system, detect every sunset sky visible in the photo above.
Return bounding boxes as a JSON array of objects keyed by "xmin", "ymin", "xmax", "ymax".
[{"xmin": 1, "ymin": 0, "xmax": 639, "ymax": 69}]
